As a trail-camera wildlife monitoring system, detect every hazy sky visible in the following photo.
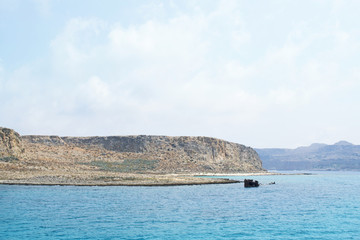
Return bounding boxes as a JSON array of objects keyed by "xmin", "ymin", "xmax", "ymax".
[{"xmin": 1, "ymin": 0, "xmax": 360, "ymax": 148}]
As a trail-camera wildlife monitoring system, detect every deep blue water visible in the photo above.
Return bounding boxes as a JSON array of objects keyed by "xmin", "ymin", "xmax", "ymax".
[{"xmin": 1, "ymin": 172, "xmax": 360, "ymax": 239}]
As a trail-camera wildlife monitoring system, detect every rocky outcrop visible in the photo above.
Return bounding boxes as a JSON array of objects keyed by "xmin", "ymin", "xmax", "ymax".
[
  {"xmin": 23, "ymin": 135, "xmax": 67, "ymax": 146},
  {"xmin": 22, "ymin": 135, "xmax": 264, "ymax": 173},
  {"xmin": 0, "ymin": 127, "xmax": 24, "ymax": 161}
]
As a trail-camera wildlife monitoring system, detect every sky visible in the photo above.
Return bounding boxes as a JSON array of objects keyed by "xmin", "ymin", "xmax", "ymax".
[{"xmin": 1, "ymin": 0, "xmax": 360, "ymax": 148}]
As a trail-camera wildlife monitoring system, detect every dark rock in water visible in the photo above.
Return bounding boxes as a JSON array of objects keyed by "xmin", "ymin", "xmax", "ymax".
[{"xmin": 244, "ymin": 179, "xmax": 259, "ymax": 187}]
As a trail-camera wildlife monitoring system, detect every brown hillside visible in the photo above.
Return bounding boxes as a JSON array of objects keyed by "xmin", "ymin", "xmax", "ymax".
[{"xmin": 0, "ymin": 127, "xmax": 265, "ymax": 185}]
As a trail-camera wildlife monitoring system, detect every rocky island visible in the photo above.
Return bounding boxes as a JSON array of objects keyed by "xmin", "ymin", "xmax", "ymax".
[{"xmin": 1, "ymin": 127, "xmax": 266, "ymax": 186}]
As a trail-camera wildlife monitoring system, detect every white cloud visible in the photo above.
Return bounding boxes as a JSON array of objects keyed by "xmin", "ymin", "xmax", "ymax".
[
  {"xmin": 50, "ymin": 18, "xmax": 108, "ymax": 77},
  {"xmin": 24, "ymin": 7, "xmax": 259, "ymax": 138},
  {"xmin": 81, "ymin": 76, "xmax": 113, "ymax": 109},
  {"xmin": 2, "ymin": 0, "xmax": 360, "ymax": 147},
  {"xmin": 268, "ymin": 88, "xmax": 297, "ymax": 106}
]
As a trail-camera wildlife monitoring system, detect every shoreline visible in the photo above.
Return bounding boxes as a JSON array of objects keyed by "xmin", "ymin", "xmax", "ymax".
[
  {"xmin": 0, "ymin": 171, "xmax": 311, "ymax": 187},
  {"xmin": 193, "ymin": 172, "xmax": 314, "ymax": 176},
  {"xmin": 0, "ymin": 180, "xmax": 240, "ymax": 187},
  {"xmin": 193, "ymin": 172, "xmax": 284, "ymax": 176},
  {"xmin": 0, "ymin": 178, "xmax": 240, "ymax": 187},
  {"xmin": 0, "ymin": 173, "xmax": 240, "ymax": 187}
]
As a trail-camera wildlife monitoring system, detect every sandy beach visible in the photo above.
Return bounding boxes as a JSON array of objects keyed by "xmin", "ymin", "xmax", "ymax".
[{"xmin": 0, "ymin": 168, "xmax": 287, "ymax": 186}]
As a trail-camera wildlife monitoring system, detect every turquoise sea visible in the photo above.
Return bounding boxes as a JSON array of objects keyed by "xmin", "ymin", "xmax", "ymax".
[{"xmin": 1, "ymin": 171, "xmax": 360, "ymax": 239}]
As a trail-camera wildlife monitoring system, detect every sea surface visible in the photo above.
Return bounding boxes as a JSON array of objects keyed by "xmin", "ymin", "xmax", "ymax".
[{"xmin": 1, "ymin": 171, "xmax": 360, "ymax": 239}]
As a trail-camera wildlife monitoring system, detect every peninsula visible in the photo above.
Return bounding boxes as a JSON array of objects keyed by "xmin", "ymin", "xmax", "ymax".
[{"xmin": 0, "ymin": 127, "xmax": 266, "ymax": 186}]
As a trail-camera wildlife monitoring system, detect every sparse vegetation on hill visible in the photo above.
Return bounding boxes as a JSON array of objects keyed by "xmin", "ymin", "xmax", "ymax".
[{"xmin": 0, "ymin": 127, "xmax": 265, "ymax": 185}]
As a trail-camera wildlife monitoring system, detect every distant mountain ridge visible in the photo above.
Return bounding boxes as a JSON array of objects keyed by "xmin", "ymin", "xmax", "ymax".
[{"xmin": 256, "ymin": 141, "xmax": 360, "ymax": 170}]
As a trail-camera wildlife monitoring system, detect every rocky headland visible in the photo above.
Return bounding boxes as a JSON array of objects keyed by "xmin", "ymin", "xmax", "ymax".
[{"xmin": 1, "ymin": 127, "xmax": 266, "ymax": 186}]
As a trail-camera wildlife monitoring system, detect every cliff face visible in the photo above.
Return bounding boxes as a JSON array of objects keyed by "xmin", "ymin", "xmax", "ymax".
[
  {"xmin": 0, "ymin": 127, "xmax": 24, "ymax": 161},
  {"xmin": 22, "ymin": 135, "xmax": 264, "ymax": 173}
]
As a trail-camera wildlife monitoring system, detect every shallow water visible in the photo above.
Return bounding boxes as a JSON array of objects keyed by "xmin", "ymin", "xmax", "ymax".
[{"xmin": 1, "ymin": 171, "xmax": 360, "ymax": 239}]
